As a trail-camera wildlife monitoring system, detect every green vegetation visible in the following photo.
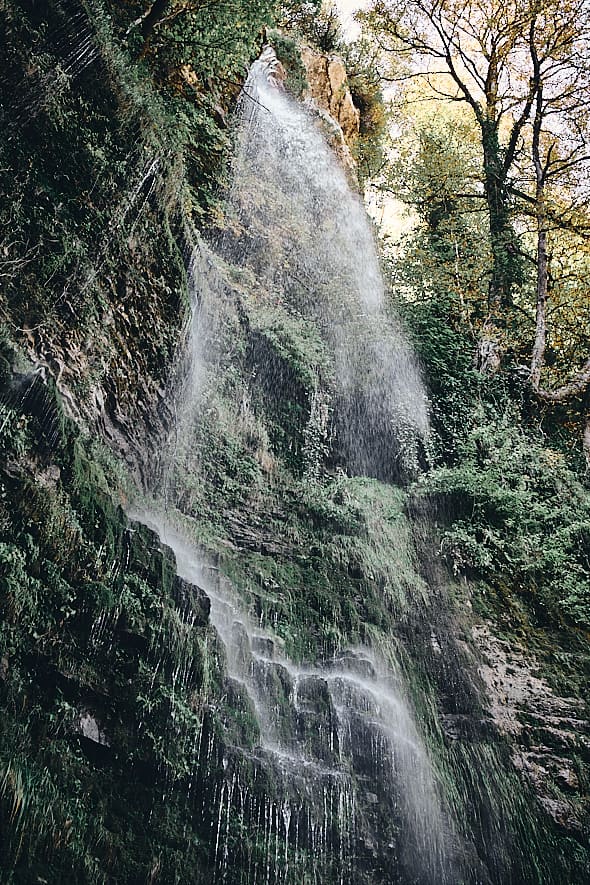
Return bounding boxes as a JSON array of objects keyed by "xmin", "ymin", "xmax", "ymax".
[
  {"xmin": 340, "ymin": 37, "xmax": 387, "ymax": 182},
  {"xmin": 0, "ymin": 0, "xmax": 288, "ymax": 423},
  {"xmin": 0, "ymin": 343, "xmax": 224, "ymax": 881},
  {"xmin": 366, "ymin": 0, "xmax": 590, "ymax": 384},
  {"xmin": 388, "ymin": 107, "xmax": 590, "ymax": 637},
  {"xmin": 417, "ymin": 402, "xmax": 590, "ymax": 627},
  {"xmin": 1, "ymin": 0, "xmax": 589, "ymax": 882},
  {"xmin": 267, "ymin": 29, "xmax": 309, "ymax": 95}
]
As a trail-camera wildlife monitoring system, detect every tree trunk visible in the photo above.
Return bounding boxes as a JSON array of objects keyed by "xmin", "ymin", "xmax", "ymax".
[
  {"xmin": 535, "ymin": 359, "xmax": 590, "ymax": 402},
  {"xmin": 530, "ymin": 219, "xmax": 548, "ymax": 388},
  {"xmin": 481, "ymin": 121, "xmax": 522, "ymax": 313},
  {"xmin": 476, "ymin": 122, "xmax": 524, "ymax": 373},
  {"xmin": 530, "ymin": 87, "xmax": 548, "ymax": 389},
  {"xmin": 584, "ymin": 414, "xmax": 590, "ymax": 471},
  {"xmin": 527, "ymin": 66, "xmax": 590, "ymax": 435}
]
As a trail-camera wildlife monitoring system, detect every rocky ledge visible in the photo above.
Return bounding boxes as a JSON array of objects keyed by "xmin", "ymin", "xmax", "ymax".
[
  {"xmin": 301, "ymin": 46, "xmax": 360, "ymax": 172},
  {"xmin": 474, "ymin": 623, "xmax": 590, "ymax": 836}
]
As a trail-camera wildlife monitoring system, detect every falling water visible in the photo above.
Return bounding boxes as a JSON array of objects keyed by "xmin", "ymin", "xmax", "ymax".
[
  {"xmin": 130, "ymin": 46, "xmax": 456, "ymax": 884},
  {"xmin": 129, "ymin": 508, "xmax": 454, "ymax": 884},
  {"xmin": 221, "ymin": 47, "xmax": 429, "ymax": 478}
]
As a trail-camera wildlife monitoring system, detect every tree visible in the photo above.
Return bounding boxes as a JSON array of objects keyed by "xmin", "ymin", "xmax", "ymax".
[
  {"xmin": 386, "ymin": 106, "xmax": 490, "ymax": 316},
  {"xmin": 365, "ymin": 0, "xmax": 590, "ymax": 462},
  {"xmin": 134, "ymin": 0, "xmax": 170, "ymax": 40},
  {"xmin": 122, "ymin": 0, "xmax": 279, "ymax": 78},
  {"xmin": 365, "ymin": 0, "xmax": 590, "ymax": 370},
  {"xmin": 517, "ymin": 7, "xmax": 590, "ymax": 460},
  {"xmin": 524, "ymin": 15, "xmax": 590, "ymax": 397}
]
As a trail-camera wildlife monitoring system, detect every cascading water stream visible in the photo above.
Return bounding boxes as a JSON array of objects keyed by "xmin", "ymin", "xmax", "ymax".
[
  {"xmin": 222, "ymin": 47, "xmax": 429, "ymax": 478},
  {"xmin": 129, "ymin": 508, "xmax": 454, "ymax": 884},
  {"xmin": 130, "ymin": 47, "xmax": 456, "ymax": 884}
]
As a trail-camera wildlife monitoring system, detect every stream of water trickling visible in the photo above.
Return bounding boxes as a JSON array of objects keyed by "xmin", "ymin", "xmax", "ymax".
[
  {"xmin": 131, "ymin": 47, "xmax": 455, "ymax": 884},
  {"xmin": 129, "ymin": 507, "xmax": 453, "ymax": 884}
]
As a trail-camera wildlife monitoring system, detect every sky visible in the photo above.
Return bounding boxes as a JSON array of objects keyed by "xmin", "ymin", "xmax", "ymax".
[
  {"xmin": 332, "ymin": 2, "xmax": 412, "ymax": 240},
  {"xmin": 334, "ymin": 0, "xmax": 368, "ymax": 40}
]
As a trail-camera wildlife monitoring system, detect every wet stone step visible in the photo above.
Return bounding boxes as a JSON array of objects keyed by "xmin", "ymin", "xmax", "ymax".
[
  {"xmin": 295, "ymin": 674, "xmax": 334, "ymax": 712},
  {"xmin": 171, "ymin": 575, "xmax": 211, "ymax": 626},
  {"xmin": 331, "ymin": 650, "xmax": 378, "ymax": 680},
  {"xmin": 329, "ymin": 677, "xmax": 381, "ymax": 718},
  {"xmin": 294, "ymin": 675, "xmax": 340, "ymax": 763},
  {"xmin": 251, "ymin": 658, "xmax": 298, "ymax": 743},
  {"xmin": 251, "ymin": 659, "xmax": 294, "ymax": 698},
  {"xmin": 228, "ymin": 620, "xmax": 253, "ymax": 672},
  {"xmin": 251, "ymin": 635, "xmax": 275, "ymax": 658},
  {"xmin": 222, "ymin": 677, "xmax": 260, "ymax": 747},
  {"xmin": 342, "ymin": 710, "xmax": 396, "ymax": 782}
]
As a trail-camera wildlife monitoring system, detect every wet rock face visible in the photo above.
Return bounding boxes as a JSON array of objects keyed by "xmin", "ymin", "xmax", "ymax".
[
  {"xmin": 301, "ymin": 48, "xmax": 360, "ymax": 144},
  {"xmin": 300, "ymin": 46, "xmax": 360, "ymax": 172},
  {"xmin": 474, "ymin": 624, "xmax": 590, "ymax": 835},
  {"xmin": 257, "ymin": 44, "xmax": 288, "ymax": 89},
  {"xmin": 172, "ymin": 575, "xmax": 211, "ymax": 627},
  {"xmin": 1, "ymin": 0, "xmax": 188, "ymax": 487}
]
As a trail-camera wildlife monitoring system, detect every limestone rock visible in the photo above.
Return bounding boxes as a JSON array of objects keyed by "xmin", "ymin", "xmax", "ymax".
[
  {"xmin": 78, "ymin": 711, "xmax": 111, "ymax": 747},
  {"xmin": 300, "ymin": 46, "xmax": 360, "ymax": 173},
  {"xmin": 474, "ymin": 623, "xmax": 589, "ymax": 834},
  {"xmin": 259, "ymin": 45, "xmax": 287, "ymax": 89},
  {"xmin": 301, "ymin": 49, "xmax": 360, "ymax": 143}
]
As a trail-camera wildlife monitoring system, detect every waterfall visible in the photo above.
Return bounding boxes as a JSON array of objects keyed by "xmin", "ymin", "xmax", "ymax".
[
  {"xmin": 131, "ymin": 47, "xmax": 456, "ymax": 885},
  {"xmin": 221, "ymin": 47, "xmax": 429, "ymax": 479},
  {"xmin": 129, "ymin": 509, "xmax": 454, "ymax": 884}
]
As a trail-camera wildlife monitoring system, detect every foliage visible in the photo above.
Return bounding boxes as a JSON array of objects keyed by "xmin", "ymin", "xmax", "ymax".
[
  {"xmin": 387, "ymin": 110, "xmax": 490, "ymax": 313},
  {"xmin": 340, "ymin": 37, "xmax": 388, "ymax": 183},
  {"xmin": 111, "ymin": 0, "xmax": 277, "ymax": 82},
  {"xmin": 417, "ymin": 407, "xmax": 590, "ymax": 627},
  {"xmin": 0, "ymin": 348, "xmax": 234, "ymax": 881},
  {"xmin": 395, "ymin": 295, "xmax": 482, "ymax": 465},
  {"xmin": 267, "ymin": 28, "xmax": 308, "ymax": 96},
  {"xmin": 1, "ymin": 1, "xmax": 589, "ymax": 881},
  {"xmin": 365, "ymin": 0, "xmax": 590, "ymax": 425},
  {"xmin": 283, "ymin": 0, "xmax": 343, "ymax": 52},
  {"xmin": 525, "ymin": 226, "xmax": 590, "ymax": 391},
  {"xmin": 386, "ymin": 104, "xmax": 588, "ymax": 459}
]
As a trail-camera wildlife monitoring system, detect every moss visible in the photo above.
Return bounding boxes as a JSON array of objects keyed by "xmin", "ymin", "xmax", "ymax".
[
  {"xmin": 267, "ymin": 30, "xmax": 308, "ymax": 97},
  {"xmin": 0, "ymin": 354, "xmax": 229, "ymax": 881},
  {"xmin": 1, "ymin": 3, "xmax": 589, "ymax": 882}
]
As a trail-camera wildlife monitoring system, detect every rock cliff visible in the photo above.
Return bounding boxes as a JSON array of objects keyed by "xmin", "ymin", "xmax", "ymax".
[
  {"xmin": 0, "ymin": 3, "xmax": 588, "ymax": 884},
  {"xmin": 301, "ymin": 45, "xmax": 360, "ymax": 171}
]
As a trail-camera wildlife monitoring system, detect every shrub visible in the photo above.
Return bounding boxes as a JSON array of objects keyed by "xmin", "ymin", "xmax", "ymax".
[{"xmin": 418, "ymin": 407, "xmax": 590, "ymax": 627}]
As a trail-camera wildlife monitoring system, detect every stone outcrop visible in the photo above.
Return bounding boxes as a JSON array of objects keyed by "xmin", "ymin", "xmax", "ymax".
[
  {"xmin": 300, "ymin": 46, "xmax": 360, "ymax": 172},
  {"xmin": 474, "ymin": 624, "xmax": 589, "ymax": 834}
]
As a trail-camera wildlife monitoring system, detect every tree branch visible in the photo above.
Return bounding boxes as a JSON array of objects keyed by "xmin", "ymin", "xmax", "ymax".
[{"xmin": 534, "ymin": 358, "xmax": 590, "ymax": 402}]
